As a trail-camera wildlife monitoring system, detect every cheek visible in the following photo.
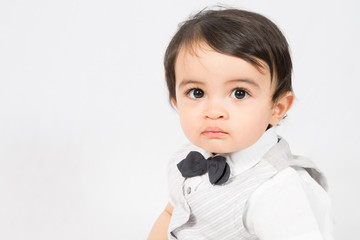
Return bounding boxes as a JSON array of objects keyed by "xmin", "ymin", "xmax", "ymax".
[
  {"xmin": 232, "ymin": 103, "xmax": 273, "ymax": 130},
  {"xmin": 177, "ymin": 104, "xmax": 200, "ymax": 134}
]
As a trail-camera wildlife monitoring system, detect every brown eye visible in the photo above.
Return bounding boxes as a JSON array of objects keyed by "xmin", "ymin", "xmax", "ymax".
[
  {"xmin": 231, "ymin": 89, "xmax": 249, "ymax": 99},
  {"xmin": 188, "ymin": 88, "xmax": 204, "ymax": 98}
]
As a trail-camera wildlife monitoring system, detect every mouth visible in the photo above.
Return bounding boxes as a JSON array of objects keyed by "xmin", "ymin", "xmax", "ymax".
[{"xmin": 201, "ymin": 127, "xmax": 228, "ymax": 138}]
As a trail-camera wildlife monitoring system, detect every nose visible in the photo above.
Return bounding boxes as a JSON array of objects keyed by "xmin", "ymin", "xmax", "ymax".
[{"xmin": 203, "ymin": 100, "xmax": 228, "ymax": 120}]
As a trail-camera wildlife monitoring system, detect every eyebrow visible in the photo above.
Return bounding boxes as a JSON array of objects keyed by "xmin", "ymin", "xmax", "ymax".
[
  {"xmin": 225, "ymin": 79, "xmax": 260, "ymax": 89},
  {"xmin": 178, "ymin": 79, "xmax": 260, "ymax": 89},
  {"xmin": 178, "ymin": 80, "xmax": 205, "ymax": 89}
]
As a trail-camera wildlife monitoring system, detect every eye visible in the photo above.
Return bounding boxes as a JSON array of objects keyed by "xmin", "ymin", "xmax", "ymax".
[
  {"xmin": 231, "ymin": 88, "xmax": 249, "ymax": 99},
  {"xmin": 187, "ymin": 88, "xmax": 205, "ymax": 99}
]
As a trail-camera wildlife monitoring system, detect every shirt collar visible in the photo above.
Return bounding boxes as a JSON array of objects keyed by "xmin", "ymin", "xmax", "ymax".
[{"xmin": 225, "ymin": 127, "xmax": 278, "ymax": 177}]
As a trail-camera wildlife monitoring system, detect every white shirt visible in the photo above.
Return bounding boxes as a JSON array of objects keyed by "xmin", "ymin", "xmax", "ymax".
[{"xmin": 169, "ymin": 127, "xmax": 334, "ymax": 240}]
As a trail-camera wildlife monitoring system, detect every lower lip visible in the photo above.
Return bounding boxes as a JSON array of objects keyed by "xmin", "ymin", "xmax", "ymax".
[{"xmin": 202, "ymin": 131, "xmax": 228, "ymax": 137}]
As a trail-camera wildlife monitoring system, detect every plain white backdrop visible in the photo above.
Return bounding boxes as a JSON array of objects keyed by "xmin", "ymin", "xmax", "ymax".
[{"xmin": 0, "ymin": 0, "xmax": 359, "ymax": 239}]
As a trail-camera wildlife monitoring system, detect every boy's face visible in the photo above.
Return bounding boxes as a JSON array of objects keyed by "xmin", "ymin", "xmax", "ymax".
[{"xmin": 172, "ymin": 44, "xmax": 289, "ymax": 154}]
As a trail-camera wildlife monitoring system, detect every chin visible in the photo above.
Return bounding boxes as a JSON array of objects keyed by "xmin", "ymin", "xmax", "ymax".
[{"xmin": 201, "ymin": 144, "xmax": 231, "ymax": 155}]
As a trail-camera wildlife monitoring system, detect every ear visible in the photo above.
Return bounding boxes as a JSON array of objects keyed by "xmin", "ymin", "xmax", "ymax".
[
  {"xmin": 171, "ymin": 97, "xmax": 178, "ymax": 108},
  {"xmin": 269, "ymin": 91, "xmax": 294, "ymax": 126}
]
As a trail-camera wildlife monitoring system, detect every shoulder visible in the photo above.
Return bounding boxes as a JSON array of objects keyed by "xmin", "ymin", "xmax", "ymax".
[
  {"xmin": 247, "ymin": 167, "xmax": 324, "ymax": 210},
  {"xmin": 245, "ymin": 167, "xmax": 333, "ymax": 238},
  {"xmin": 251, "ymin": 167, "xmax": 330, "ymax": 204},
  {"xmin": 265, "ymin": 136, "xmax": 328, "ymax": 190}
]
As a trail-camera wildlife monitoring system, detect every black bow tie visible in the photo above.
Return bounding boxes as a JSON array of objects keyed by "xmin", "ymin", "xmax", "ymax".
[{"xmin": 177, "ymin": 151, "xmax": 231, "ymax": 185}]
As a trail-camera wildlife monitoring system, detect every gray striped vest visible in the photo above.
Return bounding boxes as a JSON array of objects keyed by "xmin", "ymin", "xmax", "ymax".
[{"xmin": 168, "ymin": 138, "xmax": 327, "ymax": 240}]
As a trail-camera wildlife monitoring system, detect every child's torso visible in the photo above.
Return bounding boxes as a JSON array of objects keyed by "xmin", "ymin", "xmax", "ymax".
[{"xmin": 168, "ymin": 138, "xmax": 328, "ymax": 240}]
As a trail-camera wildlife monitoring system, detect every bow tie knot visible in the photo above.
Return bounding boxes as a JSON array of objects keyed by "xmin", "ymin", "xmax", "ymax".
[{"xmin": 177, "ymin": 151, "xmax": 231, "ymax": 185}]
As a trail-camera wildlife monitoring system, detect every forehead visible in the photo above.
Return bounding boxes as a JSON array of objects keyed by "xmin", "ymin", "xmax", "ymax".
[{"xmin": 175, "ymin": 43, "xmax": 273, "ymax": 88}]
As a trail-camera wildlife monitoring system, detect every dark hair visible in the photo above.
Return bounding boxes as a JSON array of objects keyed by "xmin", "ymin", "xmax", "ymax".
[{"xmin": 164, "ymin": 8, "xmax": 293, "ymax": 103}]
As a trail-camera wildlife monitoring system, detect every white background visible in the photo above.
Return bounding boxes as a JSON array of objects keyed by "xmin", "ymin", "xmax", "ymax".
[{"xmin": 0, "ymin": 0, "xmax": 359, "ymax": 239}]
